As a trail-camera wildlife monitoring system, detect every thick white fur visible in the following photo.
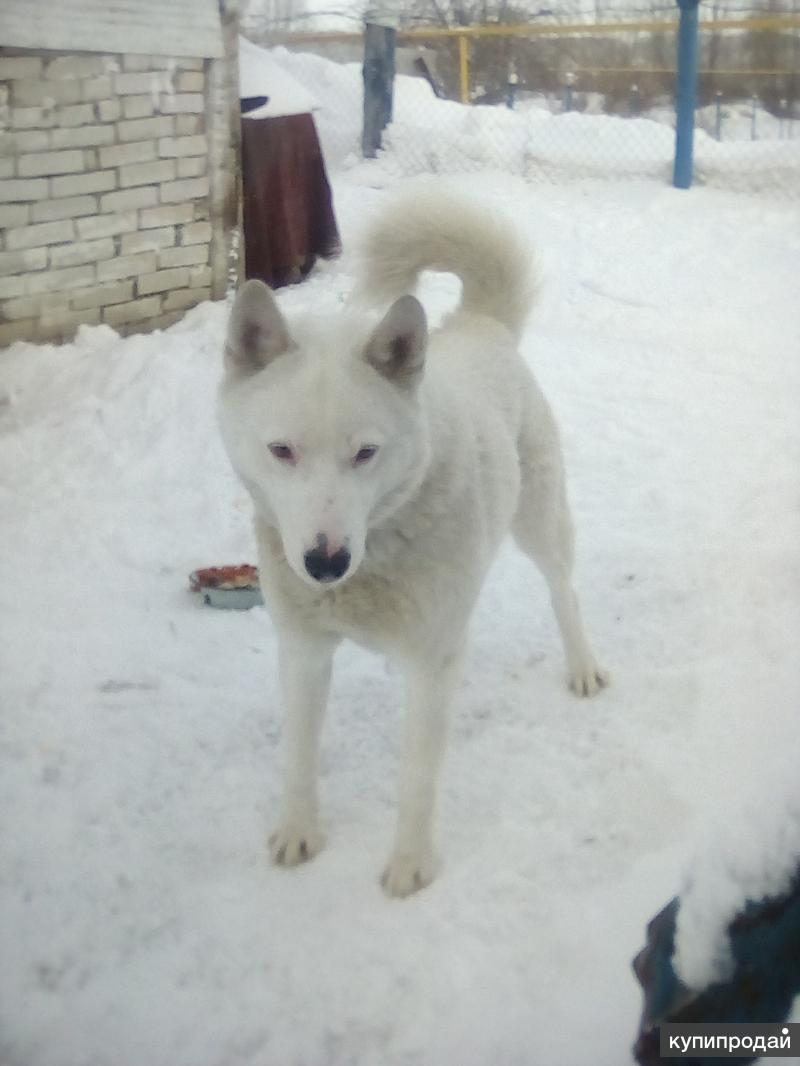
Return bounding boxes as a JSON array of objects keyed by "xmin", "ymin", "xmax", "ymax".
[{"xmin": 218, "ymin": 189, "xmax": 607, "ymax": 897}]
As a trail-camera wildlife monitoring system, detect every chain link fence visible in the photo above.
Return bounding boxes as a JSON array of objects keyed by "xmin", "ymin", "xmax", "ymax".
[{"xmin": 257, "ymin": 12, "xmax": 800, "ymax": 195}]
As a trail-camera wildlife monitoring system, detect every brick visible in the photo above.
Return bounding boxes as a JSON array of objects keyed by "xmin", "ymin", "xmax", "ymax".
[
  {"xmin": 97, "ymin": 251, "xmax": 157, "ymax": 282},
  {"xmin": 0, "ymin": 247, "xmax": 48, "ymax": 275},
  {"xmin": 0, "ymin": 275, "xmax": 27, "ymax": 299},
  {"xmin": 45, "ymin": 56, "xmax": 108, "ymax": 80},
  {"xmin": 103, "ymin": 296, "xmax": 162, "ymax": 326},
  {"xmin": 12, "ymin": 80, "xmax": 82, "ymax": 107},
  {"xmin": 51, "ymin": 238, "xmax": 114, "ymax": 268},
  {"xmin": 159, "ymin": 93, "xmax": 204, "ymax": 115},
  {"xmin": 32, "ymin": 196, "xmax": 97, "ymax": 223},
  {"xmin": 18, "ymin": 150, "xmax": 85, "ymax": 178},
  {"xmin": 180, "ymin": 221, "xmax": 212, "ymax": 246},
  {"xmin": 162, "ymin": 286, "xmax": 210, "ymax": 312},
  {"xmin": 99, "ymin": 140, "xmax": 156, "ymax": 169},
  {"xmin": 121, "ymin": 55, "xmax": 172, "ymax": 73},
  {"xmin": 188, "ymin": 266, "xmax": 212, "ymax": 288},
  {"xmin": 76, "ymin": 212, "xmax": 137, "ymax": 240},
  {"xmin": 26, "ymin": 265, "xmax": 95, "ymax": 295},
  {"xmin": 0, "ymin": 204, "xmax": 30, "ymax": 228},
  {"xmin": 5, "ymin": 220, "xmax": 74, "ymax": 251},
  {"xmin": 96, "ymin": 99, "xmax": 121, "ymax": 123},
  {"xmin": 121, "ymin": 227, "xmax": 175, "ymax": 254},
  {"xmin": 139, "ymin": 203, "xmax": 193, "ymax": 229},
  {"xmin": 0, "ymin": 57, "xmax": 43, "ymax": 79},
  {"xmin": 193, "ymin": 202, "xmax": 209, "ymax": 221},
  {"xmin": 118, "ymin": 116, "xmax": 174, "ymax": 143},
  {"xmin": 175, "ymin": 115, "xmax": 204, "ymax": 136},
  {"xmin": 70, "ymin": 280, "xmax": 134, "ymax": 310},
  {"xmin": 122, "ymin": 95, "xmax": 155, "ymax": 120},
  {"xmin": 81, "ymin": 77, "xmax": 113, "ymax": 102},
  {"xmin": 6, "ymin": 130, "xmax": 49, "ymax": 153},
  {"xmin": 119, "ymin": 159, "xmax": 176, "ymax": 188},
  {"xmin": 51, "ymin": 125, "xmax": 115, "ymax": 150},
  {"xmin": 114, "ymin": 72, "xmax": 172, "ymax": 96},
  {"xmin": 147, "ymin": 310, "xmax": 184, "ymax": 332},
  {"xmin": 52, "ymin": 170, "xmax": 116, "ymax": 197},
  {"xmin": 56, "ymin": 104, "xmax": 95, "ymax": 128},
  {"xmin": 0, "ymin": 158, "xmax": 14, "ymax": 179},
  {"xmin": 2, "ymin": 296, "xmax": 39, "ymax": 320},
  {"xmin": 123, "ymin": 55, "xmax": 153, "ymax": 73},
  {"xmin": 138, "ymin": 267, "xmax": 190, "ymax": 294},
  {"xmin": 39, "ymin": 306, "xmax": 100, "ymax": 336},
  {"xmin": 176, "ymin": 72, "xmax": 204, "ymax": 92},
  {"xmin": 158, "ymin": 244, "xmax": 208, "ymax": 268},
  {"xmin": 159, "ymin": 177, "xmax": 208, "ymax": 204},
  {"xmin": 0, "ymin": 319, "xmax": 36, "ymax": 347},
  {"xmin": 158, "ymin": 135, "xmax": 207, "ymax": 158},
  {"xmin": 100, "ymin": 186, "xmax": 158, "ymax": 213},
  {"xmin": 175, "ymin": 58, "xmax": 204, "ymax": 71},
  {"xmin": 176, "ymin": 157, "xmax": 206, "ymax": 179},
  {"xmin": 11, "ymin": 107, "xmax": 56, "ymax": 130}
]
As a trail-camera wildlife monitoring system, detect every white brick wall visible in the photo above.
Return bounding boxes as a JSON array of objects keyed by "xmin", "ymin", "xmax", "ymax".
[{"xmin": 1, "ymin": 44, "xmax": 232, "ymax": 344}]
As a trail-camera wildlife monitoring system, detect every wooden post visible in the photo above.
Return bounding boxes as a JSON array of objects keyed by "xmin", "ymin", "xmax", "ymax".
[
  {"xmin": 458, "ymin": 34, "xmax": 470, "ymax": 105},
  {"xmin": 362, "ymin": 21, "xmax": 396, "ymax": 159}
]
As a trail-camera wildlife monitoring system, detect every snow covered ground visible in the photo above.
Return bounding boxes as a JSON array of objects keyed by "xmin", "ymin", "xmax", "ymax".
[{"xmin": 2, "ymin": 164, "xmax": 800, "ymax": 1064}]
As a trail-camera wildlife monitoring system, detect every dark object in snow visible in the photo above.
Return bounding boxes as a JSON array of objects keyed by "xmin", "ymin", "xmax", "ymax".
[
  {"xmin": 241, "ymin": 112, "xmax": 341, "ymax": 289},
  {"xmin": 189, "ymin": 565, "xmax": 263, "ymax": 610},
  {"xmin": 241, "ymin": 95, "xmax": 268, "ymax": 114},
  {"xmin": 633, "ymin": 869, "xmax": 800, "ymax": 1065}
]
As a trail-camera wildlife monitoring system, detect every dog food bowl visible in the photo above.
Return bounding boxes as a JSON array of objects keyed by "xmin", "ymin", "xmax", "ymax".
[{"xmin": 189, "ymin": 565, "xmax": 264, "ymax": 610}]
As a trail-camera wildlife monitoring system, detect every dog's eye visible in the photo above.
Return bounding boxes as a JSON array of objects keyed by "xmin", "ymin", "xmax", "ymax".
[
  {"xmin": 354, "ymin": 445, "xmax": 379, "ymax": 465},
  {"xmin": 268, "ymin": 443, "xmax": 294, "ymax": 463}
]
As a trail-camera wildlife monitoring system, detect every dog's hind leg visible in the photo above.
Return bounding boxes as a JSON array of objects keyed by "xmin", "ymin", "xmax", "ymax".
[
  {"xmin": 512, "ymin": 414, "xmax": 609, "ymax": 697},
  {"xmin": 269, "ymin": 630, "xmax": 340, "ymax": 866}
]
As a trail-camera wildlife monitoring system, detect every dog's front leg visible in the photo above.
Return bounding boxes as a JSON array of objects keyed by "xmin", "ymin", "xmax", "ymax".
[
  {"xmin": 269, "ymin": 630, "xmax": 338, "ymax": 867},
  {"xmin": 382, "ymin": 647, "xmax": 463, "ymax": 897}
]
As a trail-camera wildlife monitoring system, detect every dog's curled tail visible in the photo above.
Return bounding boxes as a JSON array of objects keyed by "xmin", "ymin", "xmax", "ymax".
[{"xmin": 353, "ymin": 187, "xmax": 536, "ymax": 340}]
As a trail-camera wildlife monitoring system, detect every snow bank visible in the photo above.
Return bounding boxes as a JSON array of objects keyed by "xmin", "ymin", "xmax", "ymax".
[{"xmin": 674, "ymin": 763, "xmax": 800, "ymax": 990}]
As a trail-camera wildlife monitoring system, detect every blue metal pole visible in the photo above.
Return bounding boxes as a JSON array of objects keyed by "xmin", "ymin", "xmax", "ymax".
[{"xmin": 673, "ymin": 0, "xmax": 700, "ymax": 189}]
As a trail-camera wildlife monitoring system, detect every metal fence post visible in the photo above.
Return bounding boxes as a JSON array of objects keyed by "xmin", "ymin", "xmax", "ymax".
[
  {"xmin": 458, "ymin": 34, "xmax": 470, "ymax": 105},
  {"xmin": 506, "ymin": 69, "xmax": 518, "ymax": 110},
  {"xmin": 362, "ymin": 19, "xmax": 396, "ymax": 159},
  {"xmin": 673, "ymin": 0, "xmax": 700, "ymax": 189},
  {"xmin": 564, "ymin": 71, "xmax": 574, "ymax": 112}
]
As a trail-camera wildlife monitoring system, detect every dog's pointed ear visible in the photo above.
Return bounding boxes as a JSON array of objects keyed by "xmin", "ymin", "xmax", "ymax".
[
  {"xmin": 225, "ymin": 279, "xmax": 293, "ymax": 375},
  {"xmin": 364, "ymin": 295, "xmax": 427, "ymax": 388}
]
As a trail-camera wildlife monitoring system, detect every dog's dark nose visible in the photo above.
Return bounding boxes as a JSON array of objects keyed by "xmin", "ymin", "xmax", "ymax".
[{"xmin": 303, "ymin": 546, "xmax": 351, "ymax": 582}]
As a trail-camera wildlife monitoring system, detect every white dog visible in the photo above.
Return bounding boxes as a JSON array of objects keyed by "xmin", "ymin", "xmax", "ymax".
[{"xmin": 218, "ymin": 188, "xmax": 608, "ymax": 897}]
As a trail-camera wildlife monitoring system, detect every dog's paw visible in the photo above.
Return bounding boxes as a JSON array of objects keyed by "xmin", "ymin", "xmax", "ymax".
[
  {"xmin": 568, "ymin": 661, "xmax": 610, "ymax": 698},
  {"xmin": 269, "ymin": 821, "xmax": 324, "ymax": 866},
  {"xmin": 381, "ymin": 849, "xmax": 436, "ymax": 898}
]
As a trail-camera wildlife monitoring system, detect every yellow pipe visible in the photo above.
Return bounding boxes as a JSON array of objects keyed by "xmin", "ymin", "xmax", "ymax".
[
  {"xmin": 399, "ymin": 13, "xmax": 800, "ymax": 39},
  {"xmin": 268, "ymin": 13, "xmax": 800, "ymax": 45},
  {"xmin": 458, "ymin": 34, "xmax": 470, "ymax": 104}
]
